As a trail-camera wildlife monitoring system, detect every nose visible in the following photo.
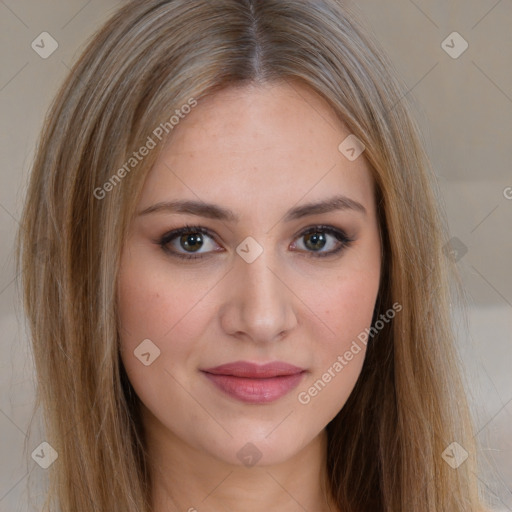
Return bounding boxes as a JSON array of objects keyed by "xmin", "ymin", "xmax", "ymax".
[{"xmin": 218, "ymin": 247, "xmax": 299, "ymax": 345}]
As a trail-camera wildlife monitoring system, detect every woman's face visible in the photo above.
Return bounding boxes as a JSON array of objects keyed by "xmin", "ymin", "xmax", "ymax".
[{"xmin": 118, "ymin": 81, "xmax": 381, "ymax": 467}]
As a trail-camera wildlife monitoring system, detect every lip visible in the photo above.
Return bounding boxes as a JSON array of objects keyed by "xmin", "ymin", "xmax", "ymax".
[{"xmin": 201, "ymin": 361, "xmax": 307, "ymax": 404}]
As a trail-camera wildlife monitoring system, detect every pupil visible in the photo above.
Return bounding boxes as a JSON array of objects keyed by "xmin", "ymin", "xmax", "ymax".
[
  {"xmin": 305, "ymin": 232, "xmax": 326, "ymax": 251},
  {"xmin": 181, "ymin": 233, "xmax": 203, "ymax": 252}
]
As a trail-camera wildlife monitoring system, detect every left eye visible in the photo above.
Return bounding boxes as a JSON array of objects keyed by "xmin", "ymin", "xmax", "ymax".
[
  {"xmin": 158, "ymin": 224, "xmax": 353, "ymax": 260},
  {"xmin": 291, "ymin": 226, "xmax": 352, "ymax": 257}
]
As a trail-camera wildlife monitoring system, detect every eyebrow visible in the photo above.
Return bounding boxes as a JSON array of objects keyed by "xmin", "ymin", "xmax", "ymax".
[{"xmin": 137, "ymin": 194, "xmax": 367, "ymax": 222}]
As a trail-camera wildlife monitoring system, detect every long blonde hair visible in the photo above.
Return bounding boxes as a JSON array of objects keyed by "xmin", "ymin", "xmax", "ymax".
[{"xmin": 17, "ymin": 0, "xmax": 487, "ymax": 510}]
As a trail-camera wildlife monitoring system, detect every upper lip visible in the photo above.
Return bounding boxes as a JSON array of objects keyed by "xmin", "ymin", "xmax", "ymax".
[{"xmin": 201, "ymin": 361, "xmax": 306, "ymax": 378}]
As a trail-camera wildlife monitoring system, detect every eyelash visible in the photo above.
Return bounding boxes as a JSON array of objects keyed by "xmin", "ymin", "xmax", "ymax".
[
  {"xmin": 157, "ymin": 223, "xmax": 354, "ymax": 261},
  {"xmin": 157, "ymin": 224, "xmax": 354, "ymax": 260}
]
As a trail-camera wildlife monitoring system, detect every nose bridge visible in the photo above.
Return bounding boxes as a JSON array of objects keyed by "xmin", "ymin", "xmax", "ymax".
[
  {"xmin": 243, "ymin": 250, "xmax": 282, "ymax": 309},
  {"xmin": 220, "ymin": 243, "xmax": 298, "ymax": 343}
]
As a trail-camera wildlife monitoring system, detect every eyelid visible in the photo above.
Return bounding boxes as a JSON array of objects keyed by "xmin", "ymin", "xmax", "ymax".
[
  {"xmin": 157, "ymin": 223, "xmax": 354, "ymax": 260},
  {"xmin": 290, "ymin": 224, "xmax": 354, "ymax": 258},
  {"xmin": 158, "ymin": 224, "xmax": 222, "ymax": 259}
]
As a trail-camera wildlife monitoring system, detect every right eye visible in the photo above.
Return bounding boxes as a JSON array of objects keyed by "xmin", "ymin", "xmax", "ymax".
[{"xmin": 158, "ymin": 224, "xmax": 223, "ymax": 260}]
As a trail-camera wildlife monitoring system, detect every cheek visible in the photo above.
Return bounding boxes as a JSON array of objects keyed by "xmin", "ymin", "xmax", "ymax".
[
  {"xmin": 314, "ymin": 249, "xmax": 381, "ymax": 351},
  {"xmin": 116, "ymin": 252, "xmax": 214, "ymax": 417},
  {"xmin": 294, "ymin": 285, "xmax": 375, "ymax": 421},
  {"xmin": 117, "ymin": 250, "xmax": 214, "ymax": 346},
  {"xmin": 295, "ymin": 247, "xmax": 380, "ymax": 414},
  {"xmin": 116, "ymin": 253, "xmax": 208, "ymax": 402},
  {"xmin": 325, "ymin": 273, "xmax": 379, "ymax": 340},
  {"xmin": 310, "ymin": 274, "xmax": 376, "ymax": 379}
]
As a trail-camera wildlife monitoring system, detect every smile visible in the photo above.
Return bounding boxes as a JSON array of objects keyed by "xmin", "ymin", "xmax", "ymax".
[{"xmin": 201, "ymin": 361, "xmax": 307, "ymax": 404}]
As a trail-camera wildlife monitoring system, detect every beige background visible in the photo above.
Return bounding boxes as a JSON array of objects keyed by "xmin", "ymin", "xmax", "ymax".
[{"xmin": 0, "ymin": 0, "xmax": 511, "ymax": 510}]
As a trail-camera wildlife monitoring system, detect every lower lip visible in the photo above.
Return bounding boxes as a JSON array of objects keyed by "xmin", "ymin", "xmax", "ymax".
[{"xmin": 202, "ymin": 371, "xmax": 306, "ymax": 404}]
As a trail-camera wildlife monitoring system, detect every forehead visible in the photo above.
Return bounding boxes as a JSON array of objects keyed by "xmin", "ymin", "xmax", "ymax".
[{"xmin": 139, "ymin": 82, "xmax": 376, "ymax": 219}]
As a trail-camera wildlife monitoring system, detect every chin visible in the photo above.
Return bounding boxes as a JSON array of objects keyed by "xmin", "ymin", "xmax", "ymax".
[{"xmin": 198, "ymin": 426, "xmax": 317, "ymax": 468}]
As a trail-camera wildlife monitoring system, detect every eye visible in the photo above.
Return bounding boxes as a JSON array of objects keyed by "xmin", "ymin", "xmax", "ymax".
[
  {"xmin": 290, "ymin": 225, "xmax": 354, "ymax": 258},
  {"xmin": 157, "ymin": 224, "xmax": 354, "ymax": 260},
  {"xmin": 158, "ymin": 224, "xmax": 221, "ymax": 260}
]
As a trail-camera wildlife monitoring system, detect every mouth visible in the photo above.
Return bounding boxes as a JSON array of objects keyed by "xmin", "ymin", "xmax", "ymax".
[{"xmin": 200, "ymin": 361, "xmax": 307, "ymax": 404}]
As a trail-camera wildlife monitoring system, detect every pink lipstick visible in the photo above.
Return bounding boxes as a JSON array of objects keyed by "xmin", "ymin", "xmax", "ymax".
[{"xmin": 201, "ymin": 361, "xmax": 306, "ymax": 404}]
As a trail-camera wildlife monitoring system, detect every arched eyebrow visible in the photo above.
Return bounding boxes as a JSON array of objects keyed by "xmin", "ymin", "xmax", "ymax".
[{"xmin": 137, "ymin": 194, "xmax": 367, "ymax": 222}]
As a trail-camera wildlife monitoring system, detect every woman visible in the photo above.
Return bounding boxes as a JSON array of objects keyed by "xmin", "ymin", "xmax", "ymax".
[{"xmin": 17, "ymin": 0, "xmax": 490, "ymax": 510}]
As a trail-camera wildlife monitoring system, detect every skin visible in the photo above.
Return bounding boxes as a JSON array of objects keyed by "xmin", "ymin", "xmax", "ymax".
[{"xmin": 117, "ymin": 80, "xmax": 382, "ymax": 512}]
